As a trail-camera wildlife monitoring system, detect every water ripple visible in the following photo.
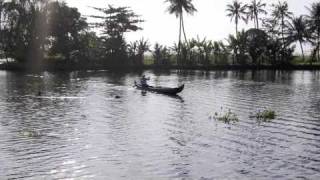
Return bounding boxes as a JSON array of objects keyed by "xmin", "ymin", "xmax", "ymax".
[{"xmin": 0, "ymin": 70, "xmax": 320, "ymax": 179}]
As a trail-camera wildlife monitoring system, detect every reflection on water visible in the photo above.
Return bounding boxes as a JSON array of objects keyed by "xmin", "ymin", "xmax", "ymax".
[{"xmin": 0, "ymin": 70, "xmax": 320, "ymax": 179}]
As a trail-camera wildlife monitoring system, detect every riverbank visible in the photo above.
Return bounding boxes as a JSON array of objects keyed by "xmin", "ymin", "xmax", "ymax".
[{"xmin": 1, "ymin": 62, "xmax": 320, "ymax": 72}]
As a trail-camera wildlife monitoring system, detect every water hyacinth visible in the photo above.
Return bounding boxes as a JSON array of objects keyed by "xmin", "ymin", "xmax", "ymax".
[
  {"xmin": 212, "ymin": 108, "xmax": 239, "ymax": 124},
  {"xmin": 250, "ymin": 109, "xmax": 277, "ymax": 122}
]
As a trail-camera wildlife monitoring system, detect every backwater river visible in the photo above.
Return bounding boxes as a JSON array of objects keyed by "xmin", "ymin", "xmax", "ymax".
[{"xmin": 0, "ymin": 70, "xmax": 319, "ymax": 179}]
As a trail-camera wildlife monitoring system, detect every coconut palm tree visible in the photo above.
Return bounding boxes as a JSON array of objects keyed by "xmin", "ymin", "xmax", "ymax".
[
  {"xmin": 166, "ymin": 0, "xmax": 197, "ymax": 43},
  {"xmin": 0, "ymin": 0, "xmax": 3, "ymax": 29},
  {"xmin": 287, "ymin": 16, "xmax": 309, "ymax": 61},
  {"xmin": 271, "ymin": 1, "xmax": 293, "ymax": 47},
  {"xmin": 153, "ymin": 43, "xmax": 171, "ymax": 65},
  {"xmin": 128, "ymin": 38, "xmax": 150, "ymax": 65},
  {"xmin": 137, "ymin": 38, "xmax": 150, "ymax": 65},
  {"xmin": 0, "ymin": 0, "xmax": 5, "ymax": 58},
  {"xmin": 227, "ymin": 30, "xmax": 248, "ymax": 64},
  {"xmin": 226, "ymin": 0, "xmax": 247, "ymax": 35},
  {"xmin": 165, "ymin": 0, "xmax": 197, "ymax": 64},
  {"xmin": 0, "ymin": 0, "xmax": 4, "ymax": 55},
  {"xmin": 247, "ymin": 0, "xmax": 267, "ymax": 29},
  {"xmin": 213, "ymin": 41, "xmax": 230, "ymax": 65},
  {"xmin": 307, "ymin": 2, "xmax": 320, "ymax": 62}
]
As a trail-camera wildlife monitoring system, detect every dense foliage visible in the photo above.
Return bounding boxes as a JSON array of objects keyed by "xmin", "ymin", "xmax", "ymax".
[
  {"xmin": 0, "ymin": 0, "xmax": 319, "ymax": 70},
  {"xmin": 0, "ymin": 0, "xmax": 88, "ymax": 68}
]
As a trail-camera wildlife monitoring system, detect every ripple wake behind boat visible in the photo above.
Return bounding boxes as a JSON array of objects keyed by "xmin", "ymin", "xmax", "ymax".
[{"xmin": 34, "ymin": 96, "xmax": 86, "ymax": 99}]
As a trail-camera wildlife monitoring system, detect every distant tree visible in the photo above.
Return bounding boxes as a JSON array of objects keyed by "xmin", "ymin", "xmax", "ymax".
[
  {"xmin": 265, "ymin": 38, "xmax": 282, "ymax": 65},
  {"xmin": 212, "ymin": 41, "xmax": 221, "ymax": 64},
  {"xmin": 227, "ymin": 34, "xmax": 238, "ymax": 64},
  {"xmin": 226, "ymin": 0, "xmax": 247, "ymax": 35},
  {"xmin": 153, "ymin": 43, "xmax": 171, "ymax": 65},
  {"xmin": 128, "ymin": 41, "xmax": 138, "ymax": 65},
  {"xmin": 91, "ymin": 5, "xmax": 143, "ymax": 40},
  {"xmin": 226, "ymin": 0, "xmax": 247, "ymax": 64},
  {"xmin": 307, "ymin": 2, "xmax": 320, "ymax": 62},
  {"xmin": 165, "ymin": 0, "xmax": 197, "ymax": 64},
  {"xmin": 190, "ymin": 37, "xmax": 213, "ymax": 66},
  {"xmin": 180, "ymin": 42, "xmax": 191, "ymax": 65},
  {"xmin": 0, "ymin": 0, "xmax": 50, "ymax": 65},
  {"xmin": 213, "ymin": 41, "xmax": 230, "ymax": 65},
  {"xmin": 287, "ymin": 16, "xmax": 309, "ymax": 61},
  {"xmin": 128, "ymin": 38, "xmax": 150, "ymax": 65},
  {"xmin": 236, "ymin": 30, "xmax": 250, "ymax": 64},
  {"xmin": 75, "ymin": 31, "xmax": 102, "ymax": 64},
  {"xmin": 246, "ymin": 28, "xmax": 268, "ymax": 65},
  {"xmin": 227, "ymin": 30, "xmax": 249, "ymax": 64},
  {"xmin": 262, "ymin": 18, "xmax": 278, "ymax": 39},
  {"xmin": 201, "ymin": 39, "xmax": 214, "ymax": 66},
  {"xmin": 0, "ymin": 0, "xmax": 88, "ymax": 69},
  {"xmin": 271, "ymin": 1, "xmax": 293, "ymax": 47},
  {"xmin": 91, "ymin": 5, "xmax": 143, "ymax": 65},
  {"xmin": 48, "ymin": 1, "xmax": 88, "ymax": 61},
  {"xmin": 247, "ymin": 0, "xmax": 267, "ymax": 29},
  {"xmin": 0, "ymin": 0, "xmax": 4, "ymax": 56},
  {"xmin": 137, "ymin": 38, "xmax": 150, "ymax": 65},
  {"xmin": 0, "ymin": 0, "xmax": 4, "ymax": 31}
]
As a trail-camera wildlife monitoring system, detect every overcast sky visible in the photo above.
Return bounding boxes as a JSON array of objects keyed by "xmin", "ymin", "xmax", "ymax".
[{"xmin": 65, "ymin": 0, "xmax": 316, "ymax": 46}]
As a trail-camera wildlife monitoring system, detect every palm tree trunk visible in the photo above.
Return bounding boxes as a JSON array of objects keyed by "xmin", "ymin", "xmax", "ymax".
[
  {"xmin": 0, "ymin": 5, "xmax": 2, "ymax": 31},
  {"xmin": 181, "ymin": 13, "xmax": 190, "ymax": 64},
  {"xmin": 235, "ymin": 19, "xmax": 238, "ymax": 35},
  {"xmin": 299, "ymin": 40, "xmax": 305, "ymax": 62},
  {"xmin": 318, "ymin": 31, "xmax": 320, "ymax": 62},
  {"xmin": 256, "ymin": 14, "xmax": 259, "ymax": 29},
  {"xmin": 179, "ymin": 16, "xmax": 182, "ymax": 44},
  {"xmin": 0, "ymin": 2, "xmax": 3, "ymax": 54},
  {"xmin": 281, "ymin": 15, "xmax": 285, "ymax": 63},
  {"xmin": 0, "ymin": 7, "xmax": 2, "ymax": 56},
  {"xmin": 234, "ymin": 20, "xmax": 238, "ymax": 64},
  {"xmin": 281, "ymin": 17, "xmax": 285, "ymax": 47},
  {"xmin": 177, "ymin": 15, "xmax": 182, "ymax": 65},
  {"xmin": 181, "ymin": 13, "xmax": 188, "ymax": 44}
]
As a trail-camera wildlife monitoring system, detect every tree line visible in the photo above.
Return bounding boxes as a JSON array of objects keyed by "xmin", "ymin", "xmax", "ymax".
[
  {"xmin": 223, "ymin": 0, "xmax": 320, "ymax": 65},
  {"xmin": 0, "ymin": 0, "xmax": 319, "ymax": 70}
]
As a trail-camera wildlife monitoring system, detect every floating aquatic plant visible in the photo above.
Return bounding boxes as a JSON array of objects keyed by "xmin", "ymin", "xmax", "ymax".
[
  {"xmin": 19, "ymin": 129, "xmax": 42, "ymax": 138},
  {"xmin": 251, "ymin": 109, "xmax": 276, "ymax": 122},
  {"xmin": 212, "ymin": 108, "xmax": 239, "ymax": 124}
]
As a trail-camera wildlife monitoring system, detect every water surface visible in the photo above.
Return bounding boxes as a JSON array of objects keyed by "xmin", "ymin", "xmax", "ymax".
[{"xmin": 0, "ymin": 70, "xmax": 319, "ymax": 179}]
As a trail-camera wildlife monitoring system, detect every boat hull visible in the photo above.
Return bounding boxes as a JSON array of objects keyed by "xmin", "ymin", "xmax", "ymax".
[{"xmin": 135, "ymin": 82, "xmax": 184, "ymax": 95}]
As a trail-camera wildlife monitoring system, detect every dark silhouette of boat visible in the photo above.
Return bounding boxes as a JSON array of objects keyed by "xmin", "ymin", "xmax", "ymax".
[{"xmin": 134, "ymin": 81, "xmax": 184, "ymax": 95}]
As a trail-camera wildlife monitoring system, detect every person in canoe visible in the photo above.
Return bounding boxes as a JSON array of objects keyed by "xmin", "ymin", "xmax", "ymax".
[{"xmin": 140, "ymin": 75, "xmax": 150, "ymax": 88}]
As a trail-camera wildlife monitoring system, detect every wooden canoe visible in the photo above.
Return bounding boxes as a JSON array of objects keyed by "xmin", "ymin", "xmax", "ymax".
[{"xmin": 134, "ymin": 81, "xmax": 184, "ymax": 95}]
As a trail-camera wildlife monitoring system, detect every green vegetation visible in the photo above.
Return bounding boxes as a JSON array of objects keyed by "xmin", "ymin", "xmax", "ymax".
[
  {"xmin": 226, "ymin": 0, "xmax": 247, "ymax": 38},
  {"xmin": 251, "ymin": 109, "xmax": 277, "ymax": 122},
  {"xmin": 0, "ymin": 0, "xmax": 320, "ymax": 71},
  {"xmin": 211, "ymin": 108, "xmax": 277, "ymax": 124},
  {"xmin": 19, "ymin": 129, "xmax": 42, "ymax": 138},
  {"xmin": 165, "ymin": 0, "xmax": 197, "ymax": 65},
  {"xmin": 89, "ymin": 5, "xmax": 144, "ymax": 66},
  {"xmin": 213, "ymin": 108, "xmax": 239, "ymax": 124},
  {"xmin": 247, "ymin": 0, "xmax": 267, "ymax": 30}
]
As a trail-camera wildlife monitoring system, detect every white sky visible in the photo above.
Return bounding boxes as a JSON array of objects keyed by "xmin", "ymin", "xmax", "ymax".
[{"xmin": 65, "ymin": 0, "xmax": 316, "ymax": 47}]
